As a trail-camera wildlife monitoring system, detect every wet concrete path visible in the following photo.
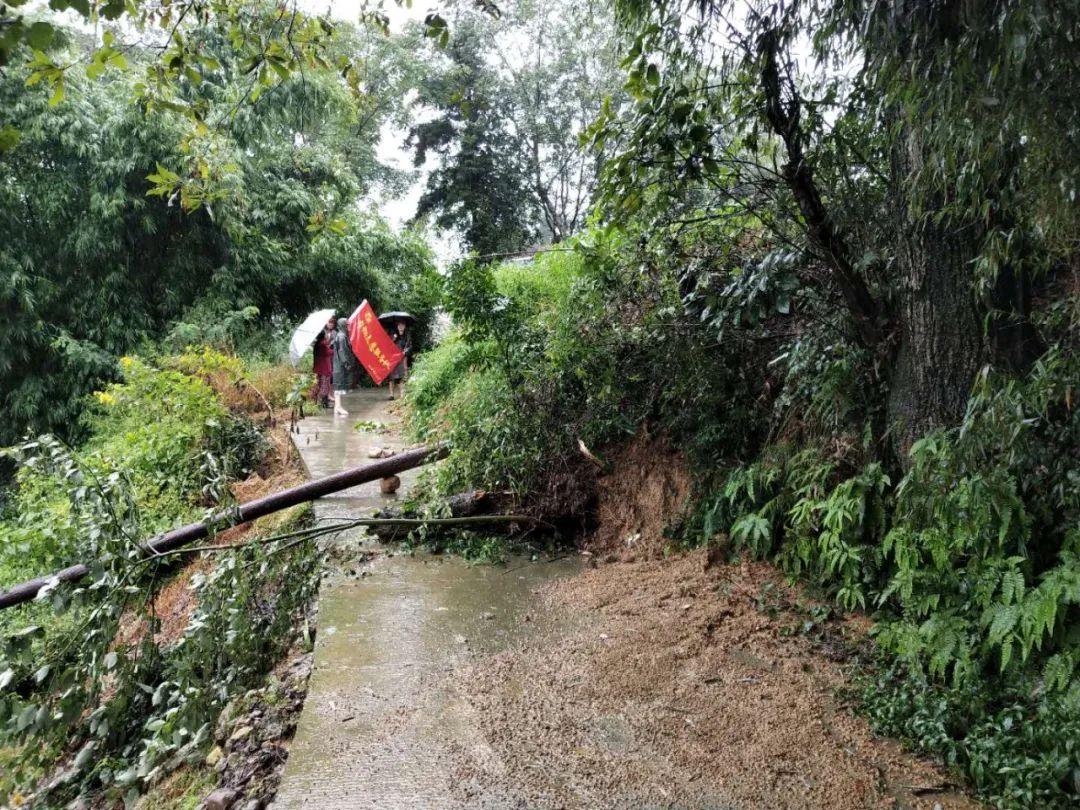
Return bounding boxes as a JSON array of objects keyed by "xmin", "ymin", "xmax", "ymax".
[{"xmin": 272, "ymin": 389, "xmax": 578, "ymax": 809}]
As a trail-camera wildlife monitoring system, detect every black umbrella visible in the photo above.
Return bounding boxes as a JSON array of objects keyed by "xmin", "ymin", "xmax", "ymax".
[{"xmin": 377, "ymin": 311, "xmax": 416, "ymax": 327}]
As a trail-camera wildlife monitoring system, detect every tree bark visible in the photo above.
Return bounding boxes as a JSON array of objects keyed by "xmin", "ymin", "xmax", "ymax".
[
  {"xmin": 758, "ymin": 21, "xmax": 982, "ymax": 463},
  {"xmin": 878, "ymin": 0, "xmax": 1018, "ymax": 462},
  {"xmin": 886, "ymin": 119, "xmax": 985, "ymax": 461},
  {"xmin": 887, "ymin": 211, "xmax": 984, "ymax": 460}
]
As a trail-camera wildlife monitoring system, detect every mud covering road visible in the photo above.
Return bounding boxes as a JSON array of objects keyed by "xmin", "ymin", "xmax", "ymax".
[
  {"xmin": 437, "ymin": 552, "xmax": 978, "ymax": 809},
  {"xmin": 274, "ymin": 390, "xmax": 977, "ymax": 809}
]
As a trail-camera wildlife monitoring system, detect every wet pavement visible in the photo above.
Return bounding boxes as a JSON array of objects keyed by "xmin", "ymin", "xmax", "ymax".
[
  {"xmin": 285, "ymin": 389, "xmax": 425, "ymax": 520},
  {"xmin": 272, "ymin": 389, "xmax": 579, "ymax": 808}
]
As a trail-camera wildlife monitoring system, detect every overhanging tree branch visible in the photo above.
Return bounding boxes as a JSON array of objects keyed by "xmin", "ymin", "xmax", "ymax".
[{"xmin": 758, "ymin": 27, "xmax": 884, "ymax": 350}]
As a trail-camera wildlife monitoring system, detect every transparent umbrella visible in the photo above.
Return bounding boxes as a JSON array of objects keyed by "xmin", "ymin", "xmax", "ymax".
[{"xmin": 288, "ymin": 309, "xmax": 337, "ymax": 366}]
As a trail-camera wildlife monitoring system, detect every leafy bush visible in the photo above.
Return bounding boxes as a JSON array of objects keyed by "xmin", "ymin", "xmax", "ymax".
[
  {"xmin": 876, "ymin": 352, "xmax": 1080, "ymax": 688},
  {"xmin": 410, "ymin": 229, "xmax": 751, "ymax": 509},
  {"xmin": 700, "ymin": 345, "xmax": 1079, "ymax": 690},
  {"xmin": 407, "ymin": 335, "xmax": 493, "ymax": 441},
  {"xmin": 0, "ymin": 358, "xmax": 230, "ymax": 600},
  {"xmin": 434, "ymin": 371, "xmax": 556, "ymax": 496},
  {"xmin": 164, "ymin": 345, "xmax": 248, "ymax": 380},
  {"xmin": 163, "ymin": 345, "xmax": 302, "ymax": 419},
  {"xmin": 409, "ymin": 251, "xmax": 588, "ymax": 496},
  {"xmin": 695, "ymin": 449, "xmax": 889, "ymax": 610},
  {"xmin": 95, "ymin": 524, "xmax": 317, "ymax": 801},
  {"xmin": 86, "ymin": 358, "xmax": 229, "ymax": 502},
  {"xmin": 0, "ymin": 497, "xmax": 318, "ymax": 806},
  {"xmin": 0, "ymin": 353, "xmax": 318, "ymax": 805},
  {"xmin": 247, "ymin": 364, "xmax": 307, "ymax": 411},
  {"xmin": 860, "ymin": 662, "xmax": 1080, "ymax": 808},
  {"xmin": 679, "ymin": 346, "xmax": 1080, "ymax": 805},
  {"xmin": 166, "ymin": 306, "xmax": 265, "ymax": 356}
]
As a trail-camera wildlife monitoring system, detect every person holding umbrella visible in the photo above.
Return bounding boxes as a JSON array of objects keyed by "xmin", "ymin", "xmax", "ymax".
[
  {"xmin": 288, "ymin": 308, "xmax": 337, "ymax": 410},
  {"xmin": 379, "ymin": 312, "xmax": 414, "ymax": 401},
  {"xmin": 311, "ymin": 315, "xmax": 335, "ymax": 409}
]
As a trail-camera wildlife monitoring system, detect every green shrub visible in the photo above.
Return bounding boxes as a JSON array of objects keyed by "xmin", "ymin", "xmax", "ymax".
[
  {"xmin": 0, "ymin": 353, "xmax": 317, "ymax": 805},
  {"xmin": 410, "ymin": 250, "xmax": 590, "ymax": 498},
  {"xmin": 696, "ymin": 449, "xmax": 889, "ymax": 610},
  {"xmin": 85, "ymin": 357, "xmax": 228, "ymax": 504},
  {"xmin": 860, "ymin": 662, "xmax": 1080, "ymax": 808},
  {"xmin": 411, "ymin": 229, "xmax": 751, "ymax": 504},
  {"xmin": 686, "ymin": 347, "xmax": 1080, "ymax": 806},
  {"xmin": 433, "ymin": 370, "xmax": 554, "ymax": 495},
  {"xmin": 163, "ymin": 344, "xmax": 304, "ymax": 417},
  {"xmin": 694, "ymin": 345, "xmax": 1080, "ymax": 691},
  {"xmin": 0, "ymin": 358, "xmax": 231, "ymax": 600},
  {"xmin": 0, "ymin": 353, "xmax": 276, "ymax": 632},
  {"xmin": 406, "ymin": 335, "xmax": 494, "ymax": 441},
  {"xmin": 874, "ymin": 352, "xmax": 1080, "ymax": 688},
  {"xmin": 0, "ymin": 503, "xmax": 319, "ymax": 806}
]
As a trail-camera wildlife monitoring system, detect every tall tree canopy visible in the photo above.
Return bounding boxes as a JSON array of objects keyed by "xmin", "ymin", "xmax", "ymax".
[
  {"xmin": 409, "ymin": 16, "xmax": 538, "ymax": 257},
  {"xmin": 0, "ymin": 16, "xmax": 438, "ymax": 445},
  {"xmin": 597, "ymin": 0, "xmax": 1078, "ymax": 459},
  {"xmin": 407, "ymin": 0, "xmax": 626, "ymax": 255}
]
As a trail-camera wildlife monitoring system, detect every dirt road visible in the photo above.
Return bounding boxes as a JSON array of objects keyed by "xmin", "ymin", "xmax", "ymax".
[{"xmin": 442, "ymin": 552, "xmax": 977, "ymax": 809}]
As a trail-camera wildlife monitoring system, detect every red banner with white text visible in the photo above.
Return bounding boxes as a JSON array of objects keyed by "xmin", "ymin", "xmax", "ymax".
[{"xmin": 346, "ymin": 300, "xmax": 404, "ymax": 386}]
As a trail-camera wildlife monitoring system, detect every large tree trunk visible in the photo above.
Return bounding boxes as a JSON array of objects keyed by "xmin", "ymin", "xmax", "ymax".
[
  {"xmin": 886, "ymin": 119, "xmax": 985, "ymax": 461},
  {"xmin": 887, "ymin": 221, "xmax": 1040, "ymax": 462},
  {"xmin": 887, "ymin": 209, "xmax": 985, "ymax": 460}
]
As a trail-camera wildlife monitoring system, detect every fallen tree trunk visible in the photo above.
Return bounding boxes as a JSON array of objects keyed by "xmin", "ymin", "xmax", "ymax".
[
  {"xmin": 0, "ymin": 443, "xmax": 449, "ymax": 611},
  {"xmin": 367, "ymin": 489, "xmax": 532, "ymax": 542},
  {"xmin": 349, "ymin": 514, "xmax": 548, "ymax": 542}
]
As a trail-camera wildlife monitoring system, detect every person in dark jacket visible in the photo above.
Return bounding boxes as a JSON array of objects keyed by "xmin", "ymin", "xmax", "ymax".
[
  {"xmin": 387, "ymin": 320, "xmax": 411, "ymax": 401},
  {"xmin": 311, "ymin": 316, "xmax": 335, "ymax": 409},
  {"xmin": 331, "ymin": 320, "xmax": 353, "ymax": 416}
]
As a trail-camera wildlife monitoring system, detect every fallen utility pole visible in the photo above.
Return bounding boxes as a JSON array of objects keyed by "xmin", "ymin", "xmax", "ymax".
[{"xmin": 0, "ymin": 443, "xmax": 448, "ymax": 611}]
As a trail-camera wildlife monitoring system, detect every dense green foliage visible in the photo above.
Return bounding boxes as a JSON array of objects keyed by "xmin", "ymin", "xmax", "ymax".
[
  {"xmin": 408, "ymin": 232, "xmax": 752, "ymax": 507},
  {"xmin": 0, "ymin": 19, "xmax": 440, "ymax": 446},
  {"xmin": 0, "ymin": 0, "xmax": 469, "ymax": 151},
  {"xmin": 0, "ymin": 354, "xmax": 318, "ymax": 805},
  {"xmin": 860, "ymin": 660, "xmax": 1080, "ymax": 806},
  {"xmin": 0, "ymin": 358, "xmax": 250, "ymax": 594}
]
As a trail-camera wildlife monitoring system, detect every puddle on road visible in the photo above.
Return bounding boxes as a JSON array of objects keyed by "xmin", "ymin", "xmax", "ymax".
[{"xmin": 272, "ymin": 551, "xmax": 580, "ymax": 809}]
